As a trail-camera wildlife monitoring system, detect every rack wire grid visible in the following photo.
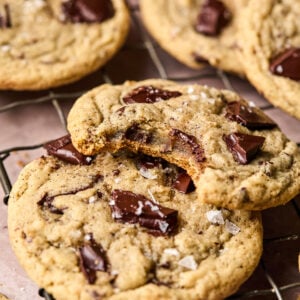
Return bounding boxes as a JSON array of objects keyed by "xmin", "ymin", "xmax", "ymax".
[{"xmin": 0, "ymin": 1, "xmax": 299, "ymax": 300}]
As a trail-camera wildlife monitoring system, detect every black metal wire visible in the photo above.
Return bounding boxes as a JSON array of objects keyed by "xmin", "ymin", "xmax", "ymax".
[{"xmin": 0, "ymin": 2, "xmax": 299, "ymax": 300}]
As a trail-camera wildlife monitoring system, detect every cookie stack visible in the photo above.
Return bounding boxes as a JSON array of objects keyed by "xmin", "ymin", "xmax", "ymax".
[
  {"xmin": 8, "ymin": 79, "xmax": 300, "ymax": 299},
  {"xmin": 140, "ymin": 0, "xmax": 300, "ymax": 120}
]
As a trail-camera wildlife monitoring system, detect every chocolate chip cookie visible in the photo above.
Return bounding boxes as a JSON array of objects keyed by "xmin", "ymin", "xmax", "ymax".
[
  {"xmin": 8, "ymin": 138, "xmax": 262, "ymax": 300},
  {"xmin": 238, "ymin": 0, "xmax": 300, "ymax": 119},
  {"xmin": 67, "ymin": 79, "xmax": 300, "ymax": 210},
  {"xmin": 140, "ymin": 0, "xmax": 247, "ymax": 74},
  {"xmin": 0, "ymin": 0, "xmax": 129, "ymax": 90}
]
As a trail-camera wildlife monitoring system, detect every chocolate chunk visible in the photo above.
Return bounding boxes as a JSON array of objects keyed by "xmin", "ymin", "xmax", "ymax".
[
  {"xmin": 172, "ymin": 172, "xmax": 195, "ymax": 194},
  {"xmin": 125, "ymin": 124, "xmax": 152, "ymax": 144},
  {"xmin": 195, "ymin": 0, "xmax": 231, "ymax": 36},
  {"xmin": 110, "ymin": 190, "xmax": 178, "ymax": 235},
  {"xmin": 225, "ymin": 101, "xmax": 277, "ymax": 129},
  {"xmin": 79, "ymin": 236, "xmax": 108, "ymax": 284},
  {"xmin": 169, "ymin": 129, "xmax": 205, "ymax": 163},
  {"xmin": 62, "ymin": 0, "xmax": 114, "ymax": 23},
  {"xmin": 37, "ymin": 194, "xmax": 64, "ymax": 215},
  {"xmin": 44, "ymin": 135, "xmax": 93, "ymax": 165},
  {"xmin": 0, "ymin": 4, "xmax": 12, "ymax": 28},
  {"xmin": 269, "ymin": 47, "xmax": 300, "ymax": 81},
  {"xmin": 123, "ymin": 86, "xmax": 182, "ymax": 104},
  {"xmin": 137, "ymin": 154, "xmax": 162, "ymax": 169},
  {"xmin": 223, "ymin": 132, "xmax": 265, "ymax": 164}
]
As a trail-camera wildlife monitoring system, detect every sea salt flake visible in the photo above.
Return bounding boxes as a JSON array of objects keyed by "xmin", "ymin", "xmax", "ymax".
[
  {"xmin": 88, "ymin": 196, "xmax": 96, "ymax": 204},
  {"xmin": 206, "ymin": 210, "xmax": 225, "ymax": 225},
  {"xmin": 1, "ymin": 45, "xmax": 10, "ymax": 52},
  {"xmin": 147, "ymin": 189, "xmax": 158, "ymax": 203},
  {"xmin": 189, "ymin": 94, "xmax": 200, "ymax": 101},
  {"xmin": 164, "ymin": 248, "xmax": 180, "ymax": 256},
  {"xmin": 200, "ymin": 92, "xmax": 208, "ymax": 99},
  {"xmin": 139, "ymin": 167, "xmax": 157, "ymax": 179},
  {"xmin": 225, "ymin": 220, "xmax": 240, "ymax": 235},
  {"xmin": 249, "ymin": 101, "xmax": 256, "ymax": 107},
  {"xmin": 84, "ymin": 234, "xmax": 92, "ymax": 241},
  {"xmin": 135, "ymin": 201, "xmax": 144, "ymax": 215},
  {"xmin": 187, "ymin": 86, "xmax": 194, "ymax": 94},
  {"xmin": 114, "ymin": 177, "xmax": 121, "ymax": 184},
  {"xmin": 178, "ymin": 255, "xmax": 198, "ymax": 270}
]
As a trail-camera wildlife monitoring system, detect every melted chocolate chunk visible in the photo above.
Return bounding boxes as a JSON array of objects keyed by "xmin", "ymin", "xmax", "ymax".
[
  {"xmin": 137, "ymin": 154, "xmax": 162, "ymax": 169},
  {"xmin": 0, "ymin": 4, "xmax": 12, "ymax": 28},
  {"xmin": 225, "ymin": 101, "xmax": 277, "ymax": 129},
  {"xmin": 123, "ymin": 86, "xmax": 182, "ymax": 104},
  {"xmin": 79, "ymin": 236, "xmax": 108, "ymax": 284},
  {"xmin": 170, "ymin": 129, "xmax": 205, "ymax": 163},
  {"xmin": 125, "ymin": 124, "xmax": 152, "ymax": 144},
  {"xmin": 223, "ymin": 132, "xmax": 265, "ymax": 164},
  {"xmin": 62, "ymin": 0, "xmax": 114, "ymax": 23},
  {"xmin": 44, "ymin": 135, "xmax": 93, "ymax": 165},
  {"xmin": 195, "ymin": 0, "xmax": 231, "ymax": 36},
  {"xmin": 172, "ymin": 172, "xmax": 195, "ymax": 194},
  {"xmin": 269, "ymin": 47, "xmax": 300, "ymax": 81},
  {"xmin": 110, "ymin": 190, "xmax": 178, "ymax": 236},
  {"xmin": 37, "ymin": 194, "xmax": 64, "ymax": 215}
]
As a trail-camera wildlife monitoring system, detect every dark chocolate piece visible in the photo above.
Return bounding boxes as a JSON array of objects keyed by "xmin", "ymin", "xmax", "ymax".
[
  {"xmin": 37, "ymin": 194, "xmax": 64, "ymax": 215},
  {"xmin": 223, "ymin": 132, "xmax": 265, "ymax": 164},
  {"xmin": 169, "ymin": 129, "xmax": 205, "ymax": 163},
  {"xmin": 125, "ymin": 124, "xmax": 152, "ymax": 144},
  {"xmin": 269, "ymin": 47, "xmax": 300, "ymax": 81},
  {"xmin": 123, "ymin": 85, "xmax": 182, "ymax": 104},
  {"xmin": 172, "ymin": 172, "xmax": 195, "ymax": 194},
  {"xmin": 195, "ymin": 0, "xmax": 231, "ymax": 36},
  {"xmin": 109, "ymin": 189, "xmax": 178, "ymax": 235},
  {"xmin": 79, "ymin": 236, "xmax": 108, "ymax": 284},
  {"xmin": 225, "ymin": 101, "xmax": 277, "ymax": 129},
  {"xmin": 62, "ymin": 0, "xmax": 114, "ymax": 23},
  {"xmin": 137, "ymin": 154, "xmax": 162, "ymax": 169},
  {"xmin": 0, "ymin": 4, "xmax": 12, "ymax": 28},
  {"xmin": 44, "ymin": 135, "xmax": 93, "ymax": 165}
]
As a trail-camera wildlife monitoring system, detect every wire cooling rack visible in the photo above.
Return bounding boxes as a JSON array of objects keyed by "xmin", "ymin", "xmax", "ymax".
[{"xmin": 0, "ymin": 1, "xmax": 299, "ymax": 299}]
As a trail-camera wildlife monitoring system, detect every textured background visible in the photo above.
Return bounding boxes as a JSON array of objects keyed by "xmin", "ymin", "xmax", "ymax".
[{"xmin": 0, "ymin": 1, "xmax": 299, "ymax": 299}]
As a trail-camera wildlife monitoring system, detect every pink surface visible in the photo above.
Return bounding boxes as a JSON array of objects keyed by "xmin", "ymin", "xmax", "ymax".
[{"xmin": 0, "ymin": 1, "xmax": 299, "ymax": 299}]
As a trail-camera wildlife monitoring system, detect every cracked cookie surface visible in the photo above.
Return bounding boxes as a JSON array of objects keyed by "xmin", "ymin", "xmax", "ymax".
[
  {"xmin": 0, "ymin": 0, "xmax": 129, "ymax": 90},
  {"xmin": 140, "ymin": 0, "xmax": 247, "ymax": 74},
  {"xmin": 67, "ymin": 79, "xmax": 300, "ymax": 210},
  {"xmin": 238, "ymin": 0, "xmax": 300, "ymax": 119},
  {"xmin": 8, "ymin": 150, "xmax": 262, "ymax": 300}
]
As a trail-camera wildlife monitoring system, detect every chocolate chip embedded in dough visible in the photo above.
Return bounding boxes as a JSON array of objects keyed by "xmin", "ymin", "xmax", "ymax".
[
  {"xmin": 269, "ymin": 47, "xmax": 300, "ymax": 81},
  {"xmin": 123, "ymin": 86, "xmax": 182, "ymax": 104},
  {"xmin": 223, "ymin": 132, "xmax": 265, "ymax": 164},
  {"xmin": 62, "ymin": 0, "xmax": 114, "ymax": 24},
  {"xmin": 110, "ymin": 189, "xmax": 178, "ymax": 236},
  {"xmin": 195, "ymin": 0, "xmax": 231, "ymax": 36},
  {"xmin": 44, "ymin": 135, "xmax": 93, "ymax": 165},
  {"xmin": 225, "ymin": 101, "xmax": 277, "ymax": 129}
]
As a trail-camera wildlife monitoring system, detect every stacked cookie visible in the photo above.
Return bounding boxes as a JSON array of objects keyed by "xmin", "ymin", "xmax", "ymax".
[
  {"xmin": 0, "ymin": 0, "xmax": 129, "ymax": 90},
  {"xmin": 8, "ymin": 79, "xmax": 300, "ymax": 300},
  {"xmin": 140, "ymin": 0, "xmax": 300, "ymax": 120}
]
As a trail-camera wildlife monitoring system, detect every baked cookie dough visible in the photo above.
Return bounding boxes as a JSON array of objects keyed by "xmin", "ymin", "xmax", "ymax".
[
  {"xmin": 238, "ymin": 0, "xmax": 300, "ymax": 119},
  {"xmin": 8, "ymin": 143, "xmax": 262, "ymax": 300},
  {"xmin": 140, "ymin": 0, "xmax": 247, "ymax": 74},
  {"xmin": 0, "ymin": 0, "xmax": 129, "ymax": 90},
  {"xmin": 67, "ymin": 79, "xmax": 300, "ymax": 210}
]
